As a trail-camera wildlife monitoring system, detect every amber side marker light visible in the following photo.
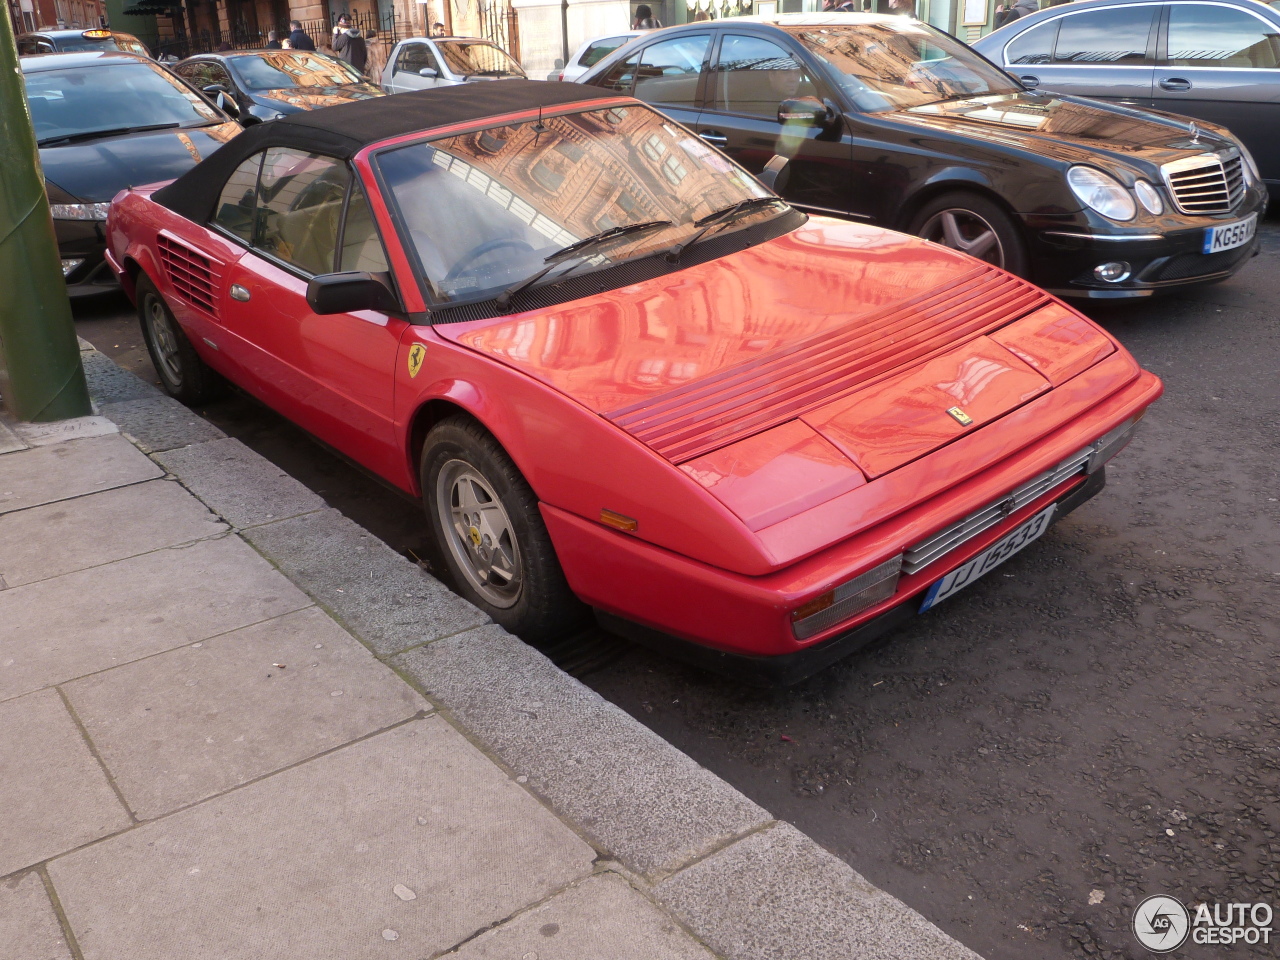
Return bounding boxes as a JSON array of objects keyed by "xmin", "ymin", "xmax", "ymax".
[{"xmin": 599, "ymin": 509, "xmax": 638, "ymax": 532}]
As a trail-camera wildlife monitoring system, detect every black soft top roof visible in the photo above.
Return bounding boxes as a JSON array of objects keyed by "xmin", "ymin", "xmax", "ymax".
[{"xmin": 153, "ymin": 80, "xmax": 610, "ymax": 223}]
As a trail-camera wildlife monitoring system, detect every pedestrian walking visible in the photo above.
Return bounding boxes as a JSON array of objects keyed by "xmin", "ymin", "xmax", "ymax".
[
  {"xmin": 632, "ymin": 4, "xmax": 662, "ymax": 29},
  {"xmin": 286, "ymin": 19, "xmax": 316, "ymax": 51},
  {"xmin": 431, "ymin": 21, "xmax": 446, "ymax": 36},
  {"xmin": 1008, "ymin": 0, "xmax": 1038, "ymax": 20},
  {"xmin": 332, "ymin": 14, "xmax": 368, "ymax": 73},
  {"xmin": 265, "ymin": 29, "xmax": 282, "ymax": 49}
]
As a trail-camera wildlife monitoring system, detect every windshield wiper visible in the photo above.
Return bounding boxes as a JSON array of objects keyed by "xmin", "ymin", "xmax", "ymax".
[
  {"xmin": 493, "ymin": 220, "xmax": 673, "ymax": 308},
  {"xmin": 38, "ymin": 122, "xmax": 181, "ymax": 147},
  {"xmin": 663, "ymin": 196, "xmax": 785, "ymax": 262}
]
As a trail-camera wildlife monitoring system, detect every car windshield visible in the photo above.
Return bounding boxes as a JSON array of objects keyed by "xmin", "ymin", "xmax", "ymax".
[
  {"xmin": 787, "ymin": 20, "xmax": 1021, "ymax": 112},
  {"xmin": 25, "ymin": 60, "xmax": 221, "ymax": 143},
  {"xmin": 377, "ymin": 104, "xmax": 782, "ymax": 304},
  {"xmin": 435, "ymin": 40, "xmax": 525, "ymax": 77},
  {"xmin": 230, "ymin": 51, "xmax": 366, "ymax": 90}
]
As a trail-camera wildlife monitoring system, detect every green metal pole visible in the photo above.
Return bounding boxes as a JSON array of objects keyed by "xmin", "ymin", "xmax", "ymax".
[{"xmin": 0, "ymin": 10, "xmax": 93, "ymax": 422}]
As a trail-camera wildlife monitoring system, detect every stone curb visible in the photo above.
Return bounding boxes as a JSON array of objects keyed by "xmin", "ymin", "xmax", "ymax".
[{"xmin": 79, "ymin": 346, "xmax": 984, "ymax": 960}]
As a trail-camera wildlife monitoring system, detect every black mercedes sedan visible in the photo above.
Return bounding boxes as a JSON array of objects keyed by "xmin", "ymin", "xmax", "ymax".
[
  {"xmin": 580, "ymin": 14, "xmax": 1266, "ymax": 299},
  {"xmin": 21, "ymin": 51, "xmax": 241, "ymax": 296},
  {"xmin": 172, "ymin": 50, "xmax": 384, "ymax": 126}
]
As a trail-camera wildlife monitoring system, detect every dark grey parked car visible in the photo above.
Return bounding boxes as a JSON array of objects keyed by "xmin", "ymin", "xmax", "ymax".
[{"xmin": 973, "ymin": 0, "xmax": 1280, "ymax": 196}]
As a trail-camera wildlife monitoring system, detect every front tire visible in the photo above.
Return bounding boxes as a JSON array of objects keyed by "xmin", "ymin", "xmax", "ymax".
[
  {"xmin": 907, "ymin": 191, "xmax": 1029, "ymax": 278},
  {"xmin": 136, "ymin": 273, "xmax": 222, "ymax": 403},
  {"xmin": 421, "ymin": 414, "xmax": 588, "ymax": 641}
]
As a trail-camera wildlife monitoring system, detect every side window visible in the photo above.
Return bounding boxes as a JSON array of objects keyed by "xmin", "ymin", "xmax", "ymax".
[
  {"xmin": 207, "ymin": 63, "xmax": 232, "ymax": 87},
  {"xmin": 713, "ymin": 35, "xmax": 817, "ymax": 119},
  {"xmin": 338, "ymin": 181, "xmax": 390, "ymax": 274},
  {"xmin": 1167, "ymin": 5, "xmax": 1280, "ymax": 68},
  {"xmin": 581, "ymin": 37, "xmax": 629, "ymax": 68},
  {"xmin": 397, "ymin": 43, "xmax": 438, "ymax": 74},
  {"xmin": 256, "ymin": 148, "xmax": 349, "ymax": 276},
  {"xmin": 17, "ymin": 38, "xmax": 38, "ymax": 54},
  {"xmin": 634, "ymin": 34, "xmax": 710, "ymax": 106},
  {"xmin": 1052, "ymin": 6, "xmax": 1155, "ymax": 65},
  {"xmin": 595, "ymin": 52, "xmax": 640, "ymax": 93},
  {"xmin": 213, "ymin": 152, "xmax": 263, "ymax": 243},
  {"xmin": 1005, "ymin": 20, "xmax": 1058, "ymax": 65}
]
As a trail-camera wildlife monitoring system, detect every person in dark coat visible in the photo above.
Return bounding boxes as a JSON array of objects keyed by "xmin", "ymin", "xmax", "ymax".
[
  {"xmin": 265, "ymin": 29, "xmax": 282, "ymax": 48},
  {"xmin": 1008, "ymin": 0, "xmax": 1039, "ymax": 19},
  {"xmin": 332, "ymin": 14, "xmax": 368, "ymax": 72},
  {"xmin": 632, "ymin": 4, "xmax": 662, "ymax": 28},
  {"xmin": 286, "ymin": 20, "xmax": 316, "ymax": 51}
]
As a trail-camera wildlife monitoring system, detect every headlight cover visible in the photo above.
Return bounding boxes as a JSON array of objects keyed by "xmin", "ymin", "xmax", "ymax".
[
  {"xmin": 1237, "ymin": 143, "xmax": 1261, "ymax": 185},
  {"xmin": 1133, "ymin": 179, "xmax": 1164, "ymax": 216},
  {"xmin": 50, "ymin": 202, "xmax": 111, "ymax": 221},
  {"xmin": 1067, "ymin": 166, "xmax": 1136, "ymax": 222}
]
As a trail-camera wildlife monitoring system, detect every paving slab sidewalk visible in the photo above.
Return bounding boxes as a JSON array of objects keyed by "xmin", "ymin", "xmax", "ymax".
[{"xmin": 0, "ymin": 346, "xmax": 984, "ymax": 960}]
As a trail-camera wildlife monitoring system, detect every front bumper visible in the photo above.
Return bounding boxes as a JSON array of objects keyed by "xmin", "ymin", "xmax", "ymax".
[
  {"xmin": 1028, "ymin": 196, "xmax": 1267, "ymax": 299},
  {"xmin": 55, "ymin": 218, "xmax": 120, "ymax": 297},
  {"xmin": 599, "ymin": 468, "xmax": 1107, "ymax": 686}
]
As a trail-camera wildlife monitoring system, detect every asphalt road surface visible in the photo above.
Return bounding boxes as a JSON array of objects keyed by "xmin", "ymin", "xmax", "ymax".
[{"xmin": 77, "ymin": 223, "xmax": 1280, "ymax": 960}]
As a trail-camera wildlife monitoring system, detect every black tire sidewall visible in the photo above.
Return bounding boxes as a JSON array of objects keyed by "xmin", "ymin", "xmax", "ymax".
[
  {"xmin": 908, "ymin": 192, "xmax": 1030, "ymax": 278},
  {"xmin": 421, "ymin": 416, "xmax": 586, "ymax": 642}
]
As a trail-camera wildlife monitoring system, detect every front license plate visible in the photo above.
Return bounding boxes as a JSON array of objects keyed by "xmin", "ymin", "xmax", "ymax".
[
  {"xmin": 918, "ymin": 504, "xmax": 1056, "ymax": 613},
  {"xmin": 1203, "ymin": 214, "xmax": 1257, "ymax": 254}
]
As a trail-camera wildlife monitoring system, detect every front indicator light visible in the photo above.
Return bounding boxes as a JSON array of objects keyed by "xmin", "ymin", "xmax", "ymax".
[
  {"xmin": 792, "ymin": 555, "xmax": 902, "ymax": 640},
  {"xmin": 599, "ymin": 509, "xmax": 638, "ymax": 532},
  {"xmin": 1086, "ymin": 414, "xmax": 1144, "ymax": 474},
  {"xmin": 1067, "ymin": 166, "xmax": 1136, "ymax": 222},
  {"xmin": 50, "ymin": 202, "xmax": 111, "ymax": 221},
  {"xmin": 61, "ymin": 258, "xmax": 84, "ymax": 276}
]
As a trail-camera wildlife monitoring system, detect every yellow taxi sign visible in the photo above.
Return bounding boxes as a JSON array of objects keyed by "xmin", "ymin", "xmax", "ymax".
[{"xmin": 82, "ymin": 29, "xmax": 112, "ymax": 38}]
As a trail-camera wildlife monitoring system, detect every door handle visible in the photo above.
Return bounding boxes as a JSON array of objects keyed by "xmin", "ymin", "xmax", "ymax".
[
  {"xmin": 699, "ymin": 131, "xmax": 728, "ymax": 146},
  {"xmin": 1019, "ymin": 75, "xmax": 1040, "ymax": 88},
  {"xmin": 1159, "ymin": 77, "xmax": 1192, "ymax": 91},
  {"xmin": 230, "ymin": 283, "xmax": 251, "ymax": 302}
]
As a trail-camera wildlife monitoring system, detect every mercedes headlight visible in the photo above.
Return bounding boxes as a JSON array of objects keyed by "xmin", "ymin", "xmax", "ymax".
[
  {"xmin": 49, "ymin": 202, "xmax": 111, "ymax": 221},
  {"xmin": 1133, "ymin": 179, "xmax": 1164, "ymax": 216},
  {"xmin": 1237, "ymin": 143, "xmax": 1261, "ymax": 185},
  {"xmin": 1067, "ymin": 166, "xmax": 1136, "ymax": 222}
]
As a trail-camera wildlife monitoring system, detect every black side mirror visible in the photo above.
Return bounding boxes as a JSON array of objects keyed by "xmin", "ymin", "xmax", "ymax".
[
  {"xmin": 758, "ymin": 155, "xmax": 791, "ymax": 193},
  {"xmin": 202, "ymin": 83, "xmax": 229, "ymax": 95},
  {"xmin": 418, "ymin": 66, "xmax": 438, "ymax": 78},
  {"xmin": 777, "ymin": 96, "xmax": 835, "ymax": 129},
  {"xmin": 306, "ymin": 271, "xmax": 401, "ymax": 315}
]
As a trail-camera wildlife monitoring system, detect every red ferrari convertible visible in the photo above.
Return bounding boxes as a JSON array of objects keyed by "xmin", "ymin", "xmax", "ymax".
[{"xmin": 105, "ymin": 82, "xmax": 1162, "ymax": 683}]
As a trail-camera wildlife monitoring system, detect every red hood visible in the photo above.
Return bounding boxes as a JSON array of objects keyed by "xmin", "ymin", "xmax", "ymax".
[{"xmin": 442, "ymin": 220, "xmax": 1108, "ymax": 483}]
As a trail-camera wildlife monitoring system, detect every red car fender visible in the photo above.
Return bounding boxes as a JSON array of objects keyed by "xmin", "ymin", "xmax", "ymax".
[{"xmin": 394, "ymin": 329, "xmax": 780, "ymax": 575}]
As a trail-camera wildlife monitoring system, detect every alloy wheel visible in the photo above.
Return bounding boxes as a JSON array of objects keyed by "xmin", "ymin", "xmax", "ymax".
[
  {"xmin": 436, "ymin": 459, "xmax": 523, "ymax": 608},
  {"xmin": 145, "ymin": 294, "xmax": 183, "ymax": 386},
  {"xmin": 918, "ymin": 208, "xmax": 1006, "ymax": 267}
]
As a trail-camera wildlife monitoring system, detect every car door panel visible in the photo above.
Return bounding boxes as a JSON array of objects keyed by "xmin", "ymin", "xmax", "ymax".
[
  {"xmin": 1151, "ymin": 2, "xmax": 1280, "ymax": 183},
  {"xmin": 698, "ymin": 33, "xmax": 852, "ymax": 218},
  {"xmin": 1013, "ymin": 4, "xmax": 1158, "ymax": 105}
]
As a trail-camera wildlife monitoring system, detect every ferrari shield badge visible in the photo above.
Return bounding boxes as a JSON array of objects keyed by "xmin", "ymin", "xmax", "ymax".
[
  {"xmin": 947, "ymin": 406, "xmax": 974, "ymax": 426},
  {"xmin": 407, "ymin": 343, "xmax": 426, "ymax": 378}
]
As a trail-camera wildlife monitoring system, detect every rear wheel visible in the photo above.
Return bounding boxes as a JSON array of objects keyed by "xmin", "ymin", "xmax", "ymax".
[
  {"xmin": 907, "ymin": 192, "xmax": 1029, "ymax": 278},
  {"xmin": 421, "ymin": 414, "xmax": 588, "ymax": 641},
  {"xmin": 136, "ymin": 274, "xmax": 222, "ymax": 403}
]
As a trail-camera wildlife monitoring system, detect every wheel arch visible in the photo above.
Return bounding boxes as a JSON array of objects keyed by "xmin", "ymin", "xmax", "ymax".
[{"xmin": 894, "ymin": 172, "xmax": 1024, "ymax": 235}]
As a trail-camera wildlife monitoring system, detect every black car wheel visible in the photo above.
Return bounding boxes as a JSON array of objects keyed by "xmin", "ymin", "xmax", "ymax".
[
  {"xmin": 136, "ymin": 274, "xmax": 222, "ymax": 403},
  {"xmin": 908, "ymin": 192, "xmax": 1029, "ymax": 277},
  {"xmin": 421, "ymin": 414, "xmax": 588, "ymax": 641}
]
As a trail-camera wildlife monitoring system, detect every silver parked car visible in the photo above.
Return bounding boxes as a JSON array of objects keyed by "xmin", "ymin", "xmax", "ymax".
[
  {"xmin": 973, "ymin": 0, "xmax": 1280, "ymax": 196},
  {"xmin": 551, "ymin": 30, "xmax": 645, "ymax": 82},
  {"xmin": 380, "ymin": 36, "xmax": 526, "ymax": 93}
]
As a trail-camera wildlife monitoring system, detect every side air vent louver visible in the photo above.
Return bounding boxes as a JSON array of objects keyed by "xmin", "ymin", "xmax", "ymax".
[{"xmin": 158, "ymin": 234, "xmax": 220, "ymax": 317}]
